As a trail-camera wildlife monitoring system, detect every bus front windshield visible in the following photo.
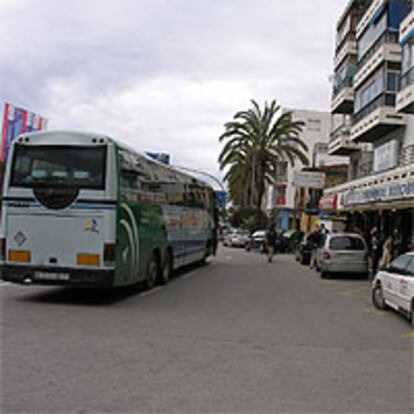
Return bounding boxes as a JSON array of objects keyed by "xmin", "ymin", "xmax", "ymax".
[{"xmin": 10, "ymin": 145, "xmax": 107, "ymax": 190}]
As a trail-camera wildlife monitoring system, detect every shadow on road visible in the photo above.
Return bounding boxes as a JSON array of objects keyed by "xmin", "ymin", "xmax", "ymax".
[{"xmin": 15, "ymin": 261, "xmax": 210, "ymax": 307}]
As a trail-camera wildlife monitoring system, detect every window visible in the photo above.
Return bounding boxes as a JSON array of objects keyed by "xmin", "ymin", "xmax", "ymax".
[
  {"xmin": 307, "ymin": 119, "xmax": 321, "ymax": 132},
  {"xmin": 388, "ymin": 254, "xmax": 412, "ymax": 274},
  {"xmin": 401, "ymin": 41, "xmax": 414, "ymax": 75},
  {"xmin": 406, "ymin": 258, "xmax": 414, "ymax": 276},
  {"xmin": 329, "ymin": 236, "xmax": 365, "ymax": 251},
  {"xmin": 121, "ymin": 169, "xmax": 140, "ymax": 190},
  {"xmin": 11, "ymin": 145, "xmax": 106, "ymax": 190},
  {"xmin": 354, "ymin": 69, "xmax": 385, "ymax": 113},
  {"xmin": 358, "ymin": 12, "xmax": 387, "ymax": 61}
]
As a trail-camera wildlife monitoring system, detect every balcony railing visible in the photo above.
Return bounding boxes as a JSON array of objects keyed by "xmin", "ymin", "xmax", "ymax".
[
  {"xmin": 356, "ymin": 31, "xmax": 399, "ymax": 72},
  {"xmin": 330, "ymin": 122, "xmax": 352, "ymax": 143},
  {"xmin": 348, "ymin": 144, "xmax": 414, "ymax": 180},
  {"xmin": 399, "ymin": 66, "xmax": 414, "ymax": 91},
  {"xmin": 352, "ymin": 93, "xmax": 396, "ymax": 125},
  {"xmin": 332, "ymin": 76, "xmax": 354, "ymax": 98}
]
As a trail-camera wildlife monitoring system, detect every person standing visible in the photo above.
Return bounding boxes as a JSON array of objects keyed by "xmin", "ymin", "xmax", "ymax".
[
  {"xmin": 266, "ymin": 224, "xmax": 277, "ymax": 263},
  {"xmin": 379, "ymin": 236, "xmax": 393, "ymax": 269}
]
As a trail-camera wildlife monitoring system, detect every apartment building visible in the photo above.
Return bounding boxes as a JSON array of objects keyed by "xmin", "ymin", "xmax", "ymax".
[
  {"xmin": 266, "ymin": 109, "xmax": 346, "ymax": 230},
  {"xmin": 326, "ymin": 0, "xmax": 414, "ymax": 252}
]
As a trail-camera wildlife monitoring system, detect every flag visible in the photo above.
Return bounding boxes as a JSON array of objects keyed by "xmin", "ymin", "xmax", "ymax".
[{"xmin": 1, "ymin": 102, "xmax": 48, "ymax": 162}]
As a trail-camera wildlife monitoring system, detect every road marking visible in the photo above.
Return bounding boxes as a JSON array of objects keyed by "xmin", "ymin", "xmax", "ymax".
[
  {"xmin": 401, "ymin": 331, "xmax": 414, "ymax": 339},
  {"xmin": 139, "ymin": 286, "xmax": 164, "ymax": 297},
  {"xmin": 0, "ymin": 281, "xmax": 13, "ymax": 288},
  {"xmin": 339, "ymin": 288, "xmax": 370, "ymax": 298},
  {"xmin": 365, "ymin": 306, "xmax": 387, "ymax": 316}
]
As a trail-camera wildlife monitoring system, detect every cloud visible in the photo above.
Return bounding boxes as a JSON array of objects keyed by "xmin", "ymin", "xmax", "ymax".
[{"xmin": 0, "ymin": 0, "xmax": 345, "ymax": 185}]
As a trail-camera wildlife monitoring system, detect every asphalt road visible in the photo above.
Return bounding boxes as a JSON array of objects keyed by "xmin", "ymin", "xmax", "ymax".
[{"xmin": 1, "ymin": 247, "xmax": 413, "ymax": 413}]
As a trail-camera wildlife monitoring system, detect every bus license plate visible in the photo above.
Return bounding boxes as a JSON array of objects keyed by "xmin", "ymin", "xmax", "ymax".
[{"xmin": 35, "ymin": 272, "xmax": 70, "ymax": 281}]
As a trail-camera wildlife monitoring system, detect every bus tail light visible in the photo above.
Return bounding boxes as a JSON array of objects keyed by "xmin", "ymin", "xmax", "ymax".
[
  {"xmin": 8, "ymin": 250, "xmax": 31, "ymax": 263},
  {"xmin": 77, "ymin": 253, "xmax": 100, "ymax": 266},
  {"xmin": 104, "ymin": 243, "xmax": 116, "ymax": 266},
  {"xmin": 0, "ymin": 238, "xmax": 6, "ymax": 261}
]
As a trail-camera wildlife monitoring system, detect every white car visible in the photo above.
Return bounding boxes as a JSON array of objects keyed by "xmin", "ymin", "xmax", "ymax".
[
  {"xmin": 315, "ymin": 233, "xmax": 369, "ymax": 278},
  {"xmin": 223, "ymin": 229, "xmax": 250, "ymax": 248},
  {"xmin": 372, "ymin": 252, "xmax": 414, "ymax": 326}
]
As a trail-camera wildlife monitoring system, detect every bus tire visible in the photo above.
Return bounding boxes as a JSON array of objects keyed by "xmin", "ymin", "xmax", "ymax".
[
  {"xmin": 159, "ymin": 250, "xmax": 172, "ymax": 285},
  {"xmin": 144, "ymin": 253, "xmax": 158, "ymax": 290}
]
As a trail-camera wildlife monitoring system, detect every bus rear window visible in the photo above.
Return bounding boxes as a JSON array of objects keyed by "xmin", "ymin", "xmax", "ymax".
[{"xmin": 10, "ymin": 145, "xmax": 107, "ymax": 190}]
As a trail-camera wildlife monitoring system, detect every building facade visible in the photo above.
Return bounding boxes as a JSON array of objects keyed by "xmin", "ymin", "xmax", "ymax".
[
  {"xmin": 266, "ymin": 109, "xmax": 347, "ymax": 230},
  {"xmin": 327, "ymin": 0, "xmax": 414, "ymax": 253}
]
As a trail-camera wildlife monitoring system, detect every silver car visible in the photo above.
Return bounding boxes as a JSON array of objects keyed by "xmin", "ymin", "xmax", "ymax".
[{"xmin": 315, "ymin": 233, "xmax": 369, "ymax": 278}]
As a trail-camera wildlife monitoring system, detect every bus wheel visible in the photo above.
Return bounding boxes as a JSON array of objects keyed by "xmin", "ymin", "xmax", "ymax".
[
  {"xmin": 144, "ymin": 254, "xmax": 158, "ymax": 290},
  {"xmin": 159, "ymin": 250, "xmax": 172, "ymax": 285}
]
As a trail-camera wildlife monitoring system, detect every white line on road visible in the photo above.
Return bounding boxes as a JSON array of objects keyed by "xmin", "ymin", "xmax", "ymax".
[
  {"xmin": 181, "ymin": 271, "xmax": 196, "ymax": 280},
  {"xmin": 139, "ymin": 286, "xmax": 164, "ymax": 297}
]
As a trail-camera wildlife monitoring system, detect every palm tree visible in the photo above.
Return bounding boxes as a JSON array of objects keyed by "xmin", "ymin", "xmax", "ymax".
[{"xmin": 218, "ymin": 99, "xmax": 309, "ymax": 214}]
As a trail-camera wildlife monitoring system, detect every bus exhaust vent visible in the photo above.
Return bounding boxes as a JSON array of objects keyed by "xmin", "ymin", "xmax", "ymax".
[{"xmin": 33, "ymin": 187, "xmax": 79, "ymax": 210}]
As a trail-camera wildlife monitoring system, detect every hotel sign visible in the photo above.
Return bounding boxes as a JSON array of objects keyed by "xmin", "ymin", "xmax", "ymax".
[{"xmin": 343, "ymin": 179, "xmax": 414, "ymax": 206}]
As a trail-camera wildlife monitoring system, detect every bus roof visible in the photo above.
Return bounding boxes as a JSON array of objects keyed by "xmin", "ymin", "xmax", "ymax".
[{"xmin": 16, "ymin": 130, "xmax": 212, "ymax": 189}]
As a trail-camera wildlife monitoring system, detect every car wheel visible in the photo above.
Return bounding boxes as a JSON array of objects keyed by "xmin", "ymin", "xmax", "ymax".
[
  {"xmin": 410, "ymin": 301, "xmax": 414, "ymax": 327},
  {"xmin": 372, "ymin": 284, "xmax": 387, "ymax": 311},
  {"xmin": 320, "ymin": 271, "xmax": 329, "ymax": 279},
  {"xmin": 158, "ymin": 250, "xmax": 172, "ymax": 285},
  {"xmin": 299, "ymin": 255, "xmax": 306, "ymax": 265}
]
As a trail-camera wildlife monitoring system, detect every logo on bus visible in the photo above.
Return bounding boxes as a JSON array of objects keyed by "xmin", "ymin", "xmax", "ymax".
[{"xmin": 84, "ymin": 218, "xmax": 99, "ymax": 234}]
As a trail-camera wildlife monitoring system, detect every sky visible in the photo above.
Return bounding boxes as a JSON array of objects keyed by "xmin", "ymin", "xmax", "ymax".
[{"xmin": 0, "ymin": 0, "xmax": 345, "ymax": 187}]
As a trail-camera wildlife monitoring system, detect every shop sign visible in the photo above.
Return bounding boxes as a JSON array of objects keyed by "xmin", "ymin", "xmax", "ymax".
[
  {"xmin": 293, "ymin": 171, "xmax": 325, "ymax": 189},
  {"xmin": 373, "ymin": 140, "xmax": 398, "ymax": 173},
  {"xmin": 319, "ymin": 194, "xmax": 338, "ymax": 211},
  {"xmin": 343, "ymin": 179, "xmax": 414, "ymax": 206}
]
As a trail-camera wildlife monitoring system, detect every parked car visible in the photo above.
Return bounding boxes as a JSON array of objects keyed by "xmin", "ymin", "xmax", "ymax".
[
  {"xmin": 245, "ymin": 229, "xmax": 267, "ymax": 252},
  {"xmin": 295, "ymin": 233, "xmax": 313, "ymax": 265},
  {"xmin": 315, "ymin": 233, "xmax": 369, "ymax": 278},
  {"xmin": 372, "ymin": 252, "xmax": 414, "ymax": 326},
  {"xmin": 223, "ymin": 228, "xmax": 250, "ymax": 248},
  {"xmin": 283, "ymin": 229, "xmax": 303, "ymax": 253}
]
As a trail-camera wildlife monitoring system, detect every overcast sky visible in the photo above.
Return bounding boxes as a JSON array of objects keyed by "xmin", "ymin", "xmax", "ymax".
[{"xmin": 0, "ymin": 0, "xmax": 345, "ymax": 186}]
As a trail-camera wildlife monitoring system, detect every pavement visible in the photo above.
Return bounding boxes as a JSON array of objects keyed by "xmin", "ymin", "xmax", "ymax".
[{"xmin": 1, "ymin": 247, "xmax": 413, "ymax": 413}]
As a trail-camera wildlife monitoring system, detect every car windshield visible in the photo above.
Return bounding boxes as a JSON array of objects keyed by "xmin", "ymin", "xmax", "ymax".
[
  {"xmin": 329, "ymin": 236, "xmax": 365, "ymax": 251},
  {"xmin": 235, "ymin": 230, "xmax": 249, "ymax": 236},
  {"xmin": 388, "ymin": 254, "xmax": 412, "ymax": 274},
  {"xmin": 10, "ymin": 145, "xmax": 107, "ymax": 190}
]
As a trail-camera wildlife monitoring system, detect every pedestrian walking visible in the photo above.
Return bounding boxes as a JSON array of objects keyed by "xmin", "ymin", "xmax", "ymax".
[
  {"xmin": 266, "ymin": 224, "xmax": 277, "ymax": 263},
  {"xmin": 369, "ymin": 227, "xmax": 382, "ymax": 276}
]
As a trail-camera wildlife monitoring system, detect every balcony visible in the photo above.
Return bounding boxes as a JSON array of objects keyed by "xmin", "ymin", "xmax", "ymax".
[
  {"xmin": 396, "ymin": 67, "xmax": 414, "ymax": 113},
  {"xmin": 399, "ymin": 9, "xmax": 414, "ymax": 45},
  {"xmin": 353, "ymin": 35, "xmax": 401, "ymax": 89},
  {"xmin": 356, "ymin": 0, "xmax": 387, "ymax": 39},
  {"xmin": 351, "ymin": 94, "xmax": 406, "ymax": 142},
  {"xmin": 334, "ymin": 39, "xmax": 357, "ymax": 70},
  {"xmin": 331, "ymin": 77, "xmax": 355, "ymax": 114},
  {"xmin": 329, "ymin": 123, "xmax": 361, "ymax": 155}
]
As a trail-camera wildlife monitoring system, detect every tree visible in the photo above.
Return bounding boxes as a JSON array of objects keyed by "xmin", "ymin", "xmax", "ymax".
[{"xmin": 218, "ymin": 100, "xmax": 309, "ymax": 214}]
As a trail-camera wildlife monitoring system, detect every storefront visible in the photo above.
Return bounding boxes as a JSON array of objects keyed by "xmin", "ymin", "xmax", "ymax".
[{"xmin": 340, "ymin": 174, "xmax": 414, "ymax": 253}]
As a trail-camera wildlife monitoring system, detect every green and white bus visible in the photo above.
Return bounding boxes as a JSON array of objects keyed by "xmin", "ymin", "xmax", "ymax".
[{"xmin": 1, "ymin": 131, "xmax": 218, "ymax": 288}]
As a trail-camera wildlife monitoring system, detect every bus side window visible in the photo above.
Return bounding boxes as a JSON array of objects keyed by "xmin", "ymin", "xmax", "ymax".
[
  {"xmin": 121, "ymin": 169, "xmax": 140, "ymax": 190},
  {"xmin": 159, "ymin": 182, "xmax": 186, "ymax": 206}
]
